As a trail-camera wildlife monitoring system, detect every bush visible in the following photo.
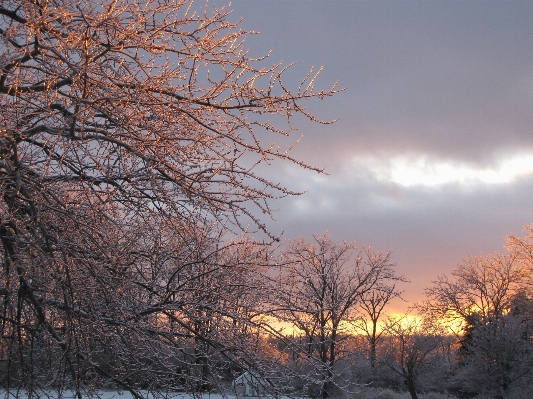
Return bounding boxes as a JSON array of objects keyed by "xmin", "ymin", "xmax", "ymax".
[
  {"xmin": 374, "ymin": 389, "xmax": 399, "ymax": 399},
  {"xmin": 420, "ymin": 393, "xmax": 459, "ymax": 399}
]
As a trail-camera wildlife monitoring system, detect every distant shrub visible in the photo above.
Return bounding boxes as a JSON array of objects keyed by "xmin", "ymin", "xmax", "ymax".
[
  {"xmin": 420, "ymin": 393, "xmax": 459, "ymax": 399},
  {"xmin": 346, "ymin": 386, "xmax": 453, "ymax": 399},
  {"xmin": 373, "ymin": 389, "xmax": 398, "ymax": 399}
]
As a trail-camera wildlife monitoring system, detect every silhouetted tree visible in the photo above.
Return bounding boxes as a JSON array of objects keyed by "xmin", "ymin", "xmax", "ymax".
[
  {"xmin": 382, "ymin": 316, "xmax": 442, "ymax": 399},
  {"xmin": 420, "ymin": 251, "xmax": 533, "ymax": 398},
  {"xmin": 270, "ymin": 233, "xmax": 401, "ymax": 399},
  {"xmin": 354, "ymin": 281, "xmax": 405, "ymax": 367}
]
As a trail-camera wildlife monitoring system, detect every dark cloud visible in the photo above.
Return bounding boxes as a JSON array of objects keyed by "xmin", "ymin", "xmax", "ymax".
[{"xmin": 232, "ymin": 0, "xmax": 533, "ymax": 163}]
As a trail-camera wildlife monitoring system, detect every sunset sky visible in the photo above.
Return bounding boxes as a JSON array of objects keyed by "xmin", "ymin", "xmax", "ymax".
[{"xmin": 228, "ymin": 0, "xmax": 533, "ymax": 312}]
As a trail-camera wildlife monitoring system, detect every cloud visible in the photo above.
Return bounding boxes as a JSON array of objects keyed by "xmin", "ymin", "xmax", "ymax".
[{"xmin": 351, "ymin": 152, "xmax": 533, "ymax": 188}]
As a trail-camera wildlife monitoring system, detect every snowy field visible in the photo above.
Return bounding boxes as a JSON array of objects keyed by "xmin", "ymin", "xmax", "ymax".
[
  {"xmin": 0, "ymin": 392, "xmax": 292, "ymax": 399},
  {"xmin": 0, "ymin": 391, "xmax": 453, "ymax": 399}
]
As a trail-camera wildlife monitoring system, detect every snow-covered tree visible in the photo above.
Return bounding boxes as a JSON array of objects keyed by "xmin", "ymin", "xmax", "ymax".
[
  {"xmin": 0, "ymin": 0, "xmax": 337, "ymax": 395},
  {"xmin": 456, "ymin": 314, "xmax": 533, "ymax": 399},
  {"xmin": 269, "ymin": 233, "xmax": 401, "ymax": 399},
  {"xmin": 420, "ymin": 251, "xmax": 533, "ymax": 399},
  {"xmin": 381, "ymin": 316, "xmax": 442, "ymax": 399}
]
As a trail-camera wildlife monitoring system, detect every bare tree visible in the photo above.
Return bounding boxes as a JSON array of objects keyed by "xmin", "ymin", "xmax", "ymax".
[
  {"xmin": 0, "ymin": 0, "xmax": 338, "ymax": 395},
  {"xmin": 420, "ymin": 253, "xmax": 524, "ymax": 330},
  {"xmin": 0, "ymin": 0, "xmax": 337, "ymax": 235},
  {"xmin": 353, "ymin": 280, "xmax": 405, "ymax": 368},
  {"xmin": 506, "ymin": 223, "xmax": 533, "ymax": 289},
  {"xmin": 269, "ymin": 233, "xmax": 401, "ymax": 399},
  {"xmin": 381, "ymin": 316, "xmax": 442, "ymax": 399}
]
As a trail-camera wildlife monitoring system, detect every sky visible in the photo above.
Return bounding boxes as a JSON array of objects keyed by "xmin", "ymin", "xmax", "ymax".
[{"xmin": 226, "ymin": 0, "xmax": 533, "ymax": 312}]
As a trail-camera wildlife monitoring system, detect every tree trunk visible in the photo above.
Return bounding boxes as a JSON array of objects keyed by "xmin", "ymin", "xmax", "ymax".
[
  {"xmin": 320, "ymin": 338, "xmax": 330, "ymax": 399},
  {"xmin": 370, "ymin": 319, "xmax": 377, "ymax": 367},
  {"xmin": 405, "ymin": 375, "xmax": 418, "ymax": 399}
]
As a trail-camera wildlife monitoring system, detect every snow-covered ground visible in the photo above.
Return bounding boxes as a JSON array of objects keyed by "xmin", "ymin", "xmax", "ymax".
[{"xmin": 0, "ymin": 392, "xmax": 290, "ymax": 399}]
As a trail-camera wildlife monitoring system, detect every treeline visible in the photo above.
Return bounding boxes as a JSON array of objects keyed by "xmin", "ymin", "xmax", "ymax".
[
  {"xmin": 2, "ymin": 225, "xmax": 533, "ymax": 399},
  {"xmin": 0, "ymin": 228, "xmax": 401, "ymax": 397}
]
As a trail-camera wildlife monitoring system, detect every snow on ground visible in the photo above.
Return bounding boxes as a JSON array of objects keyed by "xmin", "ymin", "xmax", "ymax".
[{"xmin": 0, "ymin": 392, "xmax": 291, "ymax": 399}]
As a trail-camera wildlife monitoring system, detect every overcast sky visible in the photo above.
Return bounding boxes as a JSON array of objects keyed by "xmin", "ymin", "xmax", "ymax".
[{"xmin": 227, "ymin": 0, "xmax": 533, "ymax": 312}]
